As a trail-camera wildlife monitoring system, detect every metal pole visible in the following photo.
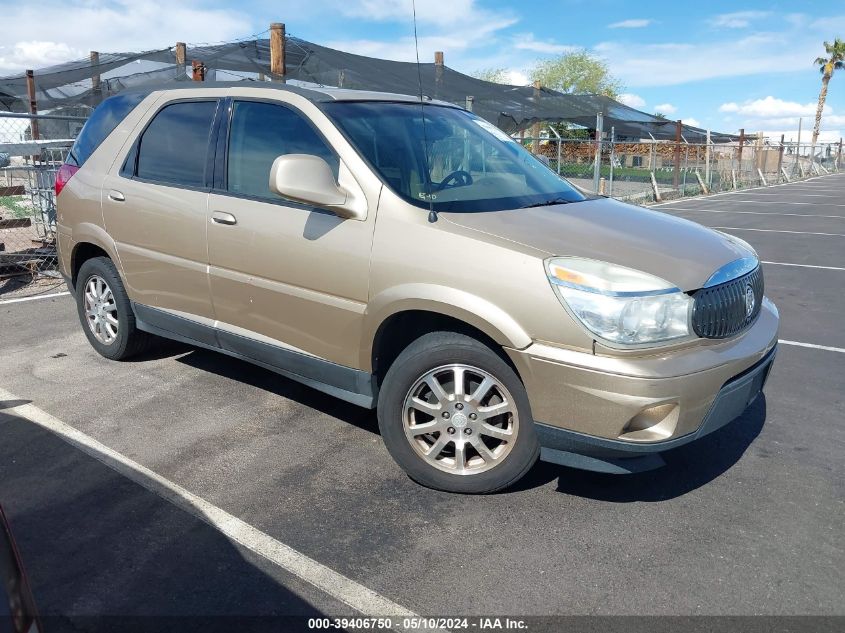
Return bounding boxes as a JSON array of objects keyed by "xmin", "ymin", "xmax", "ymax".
[
  {"xmin": 90, "ymin": 51, "xmax": 101, "ymax": 101},
  {"xmin": 838, "ymin": 138, "xmax": 843, "ymax": 170},
  {"xmin": 673, "ymin": 120, "xmax": 682, "ymax": 189},
  {"xmin": 531, "ymin": 80, "xmax": 541, "ymax": 155},
  {"xmin": 705, "ymin": 129, "xmax": 711, "ymax": 187},
  {"xmin": 26, "ymin": 70, "xmax": 39, "ymax": 142},
  {"xmin": 777, "ymin": 134, "xmax": 785, "ymax": 182},
  {"xmin": 465, "ymin": 96, "xmax": 474, "ymax": 112},
  {"xmin": 796, "ymin": 118, "xmax": 802, "ymax": 176},
  {"xmin": 609, "ymin": 126, "xmax": 615, "ymax": 196},
  {"xmin": 546, "ymin": 124, "xmax": 562, "ymax": 175},
  {"xmin": 593, "ymin": 112, "xmax": 604, "ymax": 193}
]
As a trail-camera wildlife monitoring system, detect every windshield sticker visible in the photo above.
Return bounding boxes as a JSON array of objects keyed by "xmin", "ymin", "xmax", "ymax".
[{"xmin": 472, "ymin": 119, "xmax": 517, "ymax": 143}]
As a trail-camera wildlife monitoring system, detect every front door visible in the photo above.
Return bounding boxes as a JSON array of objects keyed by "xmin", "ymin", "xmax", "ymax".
[{"xmin": 206, "ymin": 99, "xmax": 374, "ymax": 368}]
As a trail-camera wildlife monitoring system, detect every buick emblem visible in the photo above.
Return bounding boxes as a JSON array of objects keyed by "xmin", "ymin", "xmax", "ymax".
[{"xmin": 745, "ymin": 284, "xmax": 755, "ymax": 318}]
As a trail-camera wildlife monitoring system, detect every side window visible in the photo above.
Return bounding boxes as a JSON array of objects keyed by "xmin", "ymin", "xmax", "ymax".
[
  {"xmin": 227, "ymin": 101, "xmax": 339, "ymax": 199},
  {"xmin": 136, "ymin": 101, "xmax": 217, "ymax": 187},
  {"xmin": 68, "ymin": 92, "xmax": 147, "ymax": 167}
]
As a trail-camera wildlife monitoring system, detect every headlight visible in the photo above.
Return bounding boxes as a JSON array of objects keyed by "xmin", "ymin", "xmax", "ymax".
[{"xmin": 546, "ymin": 257, "xmax": 692, "ymax": 346}]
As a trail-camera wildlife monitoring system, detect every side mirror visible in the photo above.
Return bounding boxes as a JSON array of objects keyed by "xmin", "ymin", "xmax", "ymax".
[{"xmin": 269, "ymin": 154, "xmax": 364, "ymax": 219}]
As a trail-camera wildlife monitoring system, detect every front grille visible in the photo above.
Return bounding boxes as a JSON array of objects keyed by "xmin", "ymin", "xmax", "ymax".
[{"xmin": 692, "ymin": 266, "xmax": 764, "ymax": 339}]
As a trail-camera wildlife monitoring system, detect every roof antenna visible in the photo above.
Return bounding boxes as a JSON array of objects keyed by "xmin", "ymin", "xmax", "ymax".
[{"xmin": 412, "ymin": 0, "xmax": 437, "ymax": 223}]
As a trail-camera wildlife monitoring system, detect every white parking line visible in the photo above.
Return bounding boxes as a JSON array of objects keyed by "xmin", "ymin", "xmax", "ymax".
[
  {"xmin": 0, "ymin": 388, "xmax": 424, "ymax": 629},
  {"xmin": 651, "ymin": 176, "xmax": 838, "ymax": 207},
  {"xmin": 723, "ymin": 192, "xmax": 842, "ymax": 197},
  {"xmin": 0, "ymin": 291, "xmax": 71, "ymax": 305},
  {"xmin": 779, "ymin": 340, "xmax": 845, "ymax": 354},
  {"xmin": 762, "ymin": 261, "xmax": 845, "ymax": 271},
  {"xmin": 684, "ymin": 199, "xmax": 845, "ymax": 207},
  {"xmin": 712, "ymin": 227, "xmax": 845, "ymax": 237},
  {"xmin": 660, "ymin": 208, "xmax": 844, "ymax": 219}
]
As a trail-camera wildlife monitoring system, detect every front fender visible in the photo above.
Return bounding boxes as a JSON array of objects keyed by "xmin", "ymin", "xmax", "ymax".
[{"xmin": 360, "ymin": 283, "xmax": 532, "ymax": 370}]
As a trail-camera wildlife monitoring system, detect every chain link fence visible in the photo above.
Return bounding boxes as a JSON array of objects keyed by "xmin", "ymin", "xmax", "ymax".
[
  {"xmin": 1, "ymin": 107, "xmax": 842, "ymax": 299},
  {"xmin": 1, "ymin": 112, "xmax": 85, "ymax": 299},
  {"xmin": 521, "ymin": 130, "xmax": 843, "ymax": 204}
]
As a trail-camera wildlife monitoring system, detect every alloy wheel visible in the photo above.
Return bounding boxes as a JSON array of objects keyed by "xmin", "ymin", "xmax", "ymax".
[{"xmin": 402, "ymin": 363, "xmax": 519, "ymax": 475}]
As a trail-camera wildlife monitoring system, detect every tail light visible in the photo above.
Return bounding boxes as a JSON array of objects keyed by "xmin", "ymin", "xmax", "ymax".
[{"xmin": 55, "ymin": 163, "xmax": 79, "ymax": 197}]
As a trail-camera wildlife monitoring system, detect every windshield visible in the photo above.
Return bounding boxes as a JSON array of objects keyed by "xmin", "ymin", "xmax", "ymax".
[{"xmin": 322, "ymin": 101, "xmax": 589, "ymax": 212}]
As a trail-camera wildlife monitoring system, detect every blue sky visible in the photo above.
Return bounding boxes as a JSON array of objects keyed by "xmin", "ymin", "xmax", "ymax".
[{"xmin": 1, "ymin": 0, "xmax": 843, "ymax": 141}]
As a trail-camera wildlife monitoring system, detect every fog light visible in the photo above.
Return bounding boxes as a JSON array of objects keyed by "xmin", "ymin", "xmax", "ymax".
[{"xmin": 619, "ymin": 403, "xmax": 679, "ymax": 442}]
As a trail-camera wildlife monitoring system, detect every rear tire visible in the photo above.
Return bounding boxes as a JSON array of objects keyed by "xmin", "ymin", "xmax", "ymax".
[
  {"xmin": 378, "ymin": 331, "xmax": 539, "ymax": 493},
  {"xmin": 75, "ymin": 256, "xmax": 154, "ymax": 360}
]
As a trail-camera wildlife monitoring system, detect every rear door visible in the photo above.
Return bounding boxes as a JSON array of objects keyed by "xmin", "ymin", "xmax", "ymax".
[
  {"xmin": 206, "ymin": 99, "xmax": 374, "ymax": 368},
  {"xmin": 102, "ymin": 98, "xmax": 220, "ymax": 322}
]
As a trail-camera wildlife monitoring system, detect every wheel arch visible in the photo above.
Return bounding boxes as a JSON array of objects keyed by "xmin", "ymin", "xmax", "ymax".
[
  {"xmin": 69, "ymin": 224, "xmax": 122, "ymax": 290},
  {"xmin": 363, "ymin": 284, "xmax": 532, "ymax": 379}
]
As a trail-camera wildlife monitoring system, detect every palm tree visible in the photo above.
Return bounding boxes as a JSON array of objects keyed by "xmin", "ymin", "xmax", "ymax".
[{"xmin": 811, "ymin": 38, "xmax": 845, "ymax": 151}]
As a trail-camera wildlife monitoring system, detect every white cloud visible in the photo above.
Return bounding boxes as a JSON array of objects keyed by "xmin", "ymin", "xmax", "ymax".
[
  {"xmin": 327, "ymin": 0, "xmax": 517, "ymax": 65},
  {"xmin": 340, "ymin": 0, "xmax": 513, "ymax": 30},
  {"xmin": 718, "ymin": 96, "xmax": 828, "ymax": 118},
  {"xmin": 618, "ymin": 93, "xmax": 646, "ymax": 108},
  {"xmin": 654, "ymin": 103, "xmax": 677, "ymax": 115},
  {"xmin": 512, "ymin": 34, "xmax": 577, "ymax": 55},
  {"xmin": 684, "ymin": 117, "xmax": 701, "ymax": 128},
  {"xmin": 593, "ymin": 30, "xmax": 829, "ymax": 87},
  {"xmin": 709, "ymin": 11, "xmax": 770, "ymax": 29},
  {"xmin": 0, "ymin": 0, "xmax": 252, "ymax": 74},
  {"xmin": 761, "ymin": 129, "xmax": 841, "ymax": 143},
  {"xmin": 608, "ymin": 19, "xmax": 652, "ymax": 29},
  {"xmin": 505, "ymin": 69, "xmax": 529, "ymax": 85}
]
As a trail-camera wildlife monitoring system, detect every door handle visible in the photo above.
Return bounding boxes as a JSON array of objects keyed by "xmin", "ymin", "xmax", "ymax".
[
  {"xmin": 211, "ymin": 211, "xmax": 237, "ymax": 226},
  {"xmin": 108, "ymin": 190, "xmax": 125, "ymax": 202}
]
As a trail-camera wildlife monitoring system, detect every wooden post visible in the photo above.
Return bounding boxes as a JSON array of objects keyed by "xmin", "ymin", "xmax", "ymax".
[
  {"xmin": 650, "ymin": 171, "xmax": 662, "ymax": 202},
  {"xmin": 672, "ymin": 119, "xmax": 682, "ymax": 189},
  {"xmin": 838, "ymin": 138, "xmax": 843, "ymax": 170},
  {"xmin": 737, "ymin": 128, "xmax": 745, "ymax": 182},
  {"xmin": 192, "ymin": 60, "xmax": 205, "ymax": 81},
  {"xmin": 270, "ymin": 23, "xmax": 286, "ymax": 81},
  {"xmin": 695, "ymin": 171, "xmax": 709, "ymax": 194},
  {"xmin": 175, "ymin": 42, "xmax": 186, "ymax": 77},
  {"xmin": 531, "ymin": 80, "xmax": 541, "ymax": 155},
  {"xmin": 776, "ymin": 134, "xmax": 785, "ymax": 182},
  {"xmin": 90, "ymin": 51, "xmax": 101, "ymax": 100},
  {"xmin": 26, "ymin": 70, "xmax": 39, "ymax": 142},
  {"xmin": 434, "ymin": 51, "xmax": 444, "ymax": 98}
]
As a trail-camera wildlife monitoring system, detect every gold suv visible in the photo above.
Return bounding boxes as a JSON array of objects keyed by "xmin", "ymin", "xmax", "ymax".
[{"xmin": 56, "ymin": 83, "xmax": 778, "ymax": 493}]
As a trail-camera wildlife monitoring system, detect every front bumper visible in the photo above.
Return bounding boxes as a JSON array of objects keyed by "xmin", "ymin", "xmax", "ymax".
[{"xmin": 506, "ymin": 298, "xmax": 779, "ymax": 473}]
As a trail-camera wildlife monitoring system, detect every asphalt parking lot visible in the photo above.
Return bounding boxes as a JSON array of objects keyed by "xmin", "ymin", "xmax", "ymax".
[{"xmin": 1, "ymin": 174, "xmax": 843, "ymax": 630}]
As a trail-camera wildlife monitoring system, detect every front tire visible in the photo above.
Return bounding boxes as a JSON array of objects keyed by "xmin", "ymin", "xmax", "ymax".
[
  {"xmin": 378, "ymin": 332, "xmax": 539, "ymax": 493},
  {"xmin": 75, "ymin": 256, "xmax": 154, "ymax": 360}
]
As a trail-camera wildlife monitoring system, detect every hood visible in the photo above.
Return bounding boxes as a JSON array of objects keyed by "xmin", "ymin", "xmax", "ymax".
[{"xmin": 440, "ymin": 197, "xmax": 754, "ymax": 291}]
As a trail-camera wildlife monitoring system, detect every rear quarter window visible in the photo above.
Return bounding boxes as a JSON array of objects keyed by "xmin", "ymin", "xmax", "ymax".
[
  {"xmin": 67, "ymin": 92, "xmax": 147, "ymax": 167},
  {"xmin": 135, "ymin": 100, "xmax": 218, "ymax": 188}
]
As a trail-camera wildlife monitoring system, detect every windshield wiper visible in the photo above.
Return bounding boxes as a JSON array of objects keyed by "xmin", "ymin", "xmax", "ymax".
[{"xmin": 519, "ymin": 198, "xmax": 573, "ymax": 209}]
